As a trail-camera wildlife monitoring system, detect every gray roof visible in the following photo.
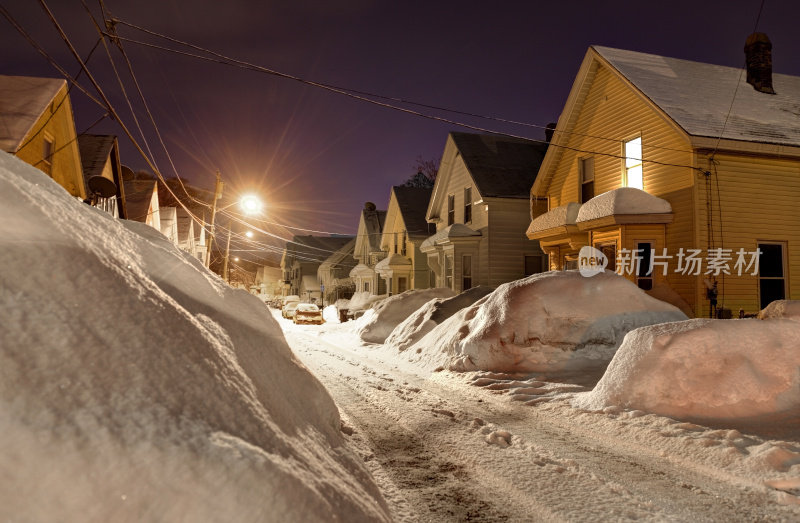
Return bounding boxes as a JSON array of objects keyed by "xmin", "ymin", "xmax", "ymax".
[
  {"xmin": 123, "ymin": 179, "xmax": 157, "ymax": 222},
  {"xmin": 594, "ymin": 46, "xmax": 800, "ymax": 147},
  {"xmin": 450, "ymin": 132, "xmax": 548, "ymax": 199},
  {"xmin": 287, "ymin": 235, "xmax": 356, "ymax": 264},
  {"xmin": 0, "ymin": 75, "xmax": 65, "ymax": 153},
  {"xmin": 78, "ymin": 134, "xmax": 116, "ymax": 180},
  {"xmin": 392, "ymin": 186, "xmax": 434, "ymax": 236}
]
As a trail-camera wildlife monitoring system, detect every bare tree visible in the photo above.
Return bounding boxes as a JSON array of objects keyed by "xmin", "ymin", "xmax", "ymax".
[{"xmin": 403, "ymin": 156, "xmax": 440, "ymax": 188}]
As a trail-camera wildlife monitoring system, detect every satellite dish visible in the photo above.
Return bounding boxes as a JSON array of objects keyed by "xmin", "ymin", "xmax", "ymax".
[{"xmin": 88, "ymin": 176, "xmax": 118, "ymax": 198}]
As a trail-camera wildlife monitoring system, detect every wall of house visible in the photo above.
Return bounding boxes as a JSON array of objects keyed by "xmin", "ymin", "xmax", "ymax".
[
  {"xmin": 693, "ymin": 151, "xmax": 800, "ymax": 317},
  {"xmin": 543, "ymin": 62, "xmax": 698, "ymax": 312},
  {"xmin": 487, "ymin": 198, "xmax": 545, "ymax": 286},
  {"xmin": 15, "ymin": 86, "xmax": 85, "ymax": 199}
]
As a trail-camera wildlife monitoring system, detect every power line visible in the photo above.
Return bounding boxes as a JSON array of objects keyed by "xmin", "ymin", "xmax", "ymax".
[{"xmin": 107, "ymin": 19, "xmax": 702, "ymax": 171}]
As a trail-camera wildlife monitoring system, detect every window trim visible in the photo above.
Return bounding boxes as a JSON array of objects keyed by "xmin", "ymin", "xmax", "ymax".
[{"xmin": 41, "ymin": 133, "xmax": 55, "ymax": 175}]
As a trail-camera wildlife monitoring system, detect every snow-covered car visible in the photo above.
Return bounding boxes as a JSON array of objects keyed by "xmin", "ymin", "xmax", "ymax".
[
  {"xmin": 282, "ymin": 302, "xmax": 299, "ymax": 319},
  {"xmin": 294, "ymin": 304, "xmax": 324, "ymax": 325}
]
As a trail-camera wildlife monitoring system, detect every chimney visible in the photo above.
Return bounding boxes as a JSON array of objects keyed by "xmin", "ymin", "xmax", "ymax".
[
  {"xmin": 545, "ymin": 122, "xmax": 557, "ymax": 142},
  {"xmin": 744, "ymin": 32, "xmax": 776, "ymax": 94}
]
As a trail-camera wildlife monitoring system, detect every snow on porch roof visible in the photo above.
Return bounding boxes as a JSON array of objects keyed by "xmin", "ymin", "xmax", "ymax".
[
  {"xmin": 594, "ymin": 46, "xmax": 800, "ymax": 148},
  {"xmin": 528, "ymin": 202, "xmax": 582, "ymax": 234},
  {"xmin": 576, "ymin": 188, "xmax": 671, "ymax": 223},
  {"xmin": 420, "ymin": 223, "xmax": 481, "ymax": 250}
]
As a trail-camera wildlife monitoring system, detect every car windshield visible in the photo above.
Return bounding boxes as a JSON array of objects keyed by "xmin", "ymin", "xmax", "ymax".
[{"xmin": 296, "ymin": 304, "xmax": 319, "ymax": 313}]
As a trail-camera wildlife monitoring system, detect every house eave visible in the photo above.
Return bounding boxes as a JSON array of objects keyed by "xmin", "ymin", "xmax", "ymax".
[{"xmin": 576, "ymin": 213, "xmax": 673, "ymax": 230}]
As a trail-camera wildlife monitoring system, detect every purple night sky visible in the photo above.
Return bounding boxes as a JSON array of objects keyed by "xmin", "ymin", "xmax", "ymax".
[{"xmin": 4, "ymin": 0, "xmax": 800, "ymax": 262}]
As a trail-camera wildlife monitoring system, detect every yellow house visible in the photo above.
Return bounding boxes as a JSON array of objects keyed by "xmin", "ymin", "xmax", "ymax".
[
  {"xmin": 528, "ymin": 35, "xmax": 800, "ymax": 318},
  {"xmin": 0, "ymin": 75, "xmax": 86, "ymax": 199},
  {"xmin": 376, "ymin": 186, "xmax": 436, "ymax": 294}
]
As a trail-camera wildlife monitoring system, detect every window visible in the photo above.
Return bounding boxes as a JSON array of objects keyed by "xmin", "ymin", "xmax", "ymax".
[
  {"xmin": 464, "ymin": 187, "xmax": 472, "ymax": 223},
  {"xmin": 397, "ymin": 277, "xmax": 408, "ymax": 293},
  {"xmin": 364, "ymin": 281, "xmax": 370, "ymax": 293},
  {"xmin": 759, "ymin": 242, "xmax": 786, "ymax": 309},
  {"xmin": 42, "ymin": 136, "xmax": 54, "ymax": 175},
  {"xmin": 599, "ymin": 243, "xmax": 616, "ymax": 273},
  {"xmin": 564, "ymin": 255, "xmax": 578, "ymax": 270},
  {"xmin": 624, "ymin": 137, "xmax": 643, "ymax": 190},
  {"xmin": 579, "ymin": 157, "xmax": 595, "ymax": 203},
  {"xmin": 400, "ymin": 231, "xmax": 406, "ymax": 256},
  {"xmin": 462, "ymin": 255, "xmax": 472, "ymax": 290},
  {"xmin": 524, "ymin": 255, "xmax": 542, "ymax": 276},
  {"xmin": 636, "ymin": 242, "xmax": 653, "ymax": 290},
  {"xmin": 447, "ymin": 194, "xmax": 455, "ymax": 225},
  {"xmin": 445, "ymin": 255, "xmax": 453, "ymax": 289}
]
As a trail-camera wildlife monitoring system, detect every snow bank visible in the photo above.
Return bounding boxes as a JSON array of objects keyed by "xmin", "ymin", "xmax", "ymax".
[
  {"xmin": 0, "ymin": 152, "xmax": 389, "ymax": 522},
  {"xmin": 574, "ymin": 318, "xmax": 800, "ymax": 421},
  {"xmin": 758, "ymin": 300, "xmax": 800, "ymax": 320},
  {"xmin": 323, "ymin": 304, "xmax": 340, "ymax": 323},
  {"xmin": 410, "ymin": 271, "xmax": 687, "ymax": 373},
  {"xmin": 357, "ymin": 288, "xmax": 456, "ymax": 344},
  {"xmin": 385, "ymin": 286, "xmax": 494, "ymax": 352}
]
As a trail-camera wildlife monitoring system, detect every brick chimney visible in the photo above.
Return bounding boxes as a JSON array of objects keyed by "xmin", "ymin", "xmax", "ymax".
[
  {"xmin": 545, "ymin": 122, "xmax": 557, "ymax": 142},
  {"xmin": 744, "ymin": 32, "xmax": 776, "ymax": 94}
]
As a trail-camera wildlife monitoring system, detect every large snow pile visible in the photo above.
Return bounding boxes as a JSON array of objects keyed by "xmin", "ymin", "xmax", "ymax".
[
  {"xmin": 384, "ymin": 286, "xmax": 494, "ymax": 352},
  {"xmin": 409, "ymin": 271, "xmax": 687, "ymax": 373},
  {"xmin": 357, "ymin": 288, "xmax": 456, "ymax": 343},
  {"xmin": 0, "ymin": 152, "xmax": 389, "ymax": 522},
  {"xmin": 573, "ymin": 317, "xmax": 800, "ymax": 421}
]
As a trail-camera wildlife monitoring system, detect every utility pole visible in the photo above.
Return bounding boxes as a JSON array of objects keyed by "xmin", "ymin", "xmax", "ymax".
[
  {"xmin": 223, "ymin": 219, "xmax": 232, "ymax": 283},
  {"xmin": 205, "ymin": 170, "xmax": 223, "ymax": 268}
]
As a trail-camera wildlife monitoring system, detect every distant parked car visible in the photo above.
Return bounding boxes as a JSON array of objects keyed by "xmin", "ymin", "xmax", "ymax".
[
  {"xmin": 294, "ymin": 303, "xmax": 324, "ymax": 325},
  {"xmin": 282, "ymin": 302, "xmax": 299, "ymax": 319}
]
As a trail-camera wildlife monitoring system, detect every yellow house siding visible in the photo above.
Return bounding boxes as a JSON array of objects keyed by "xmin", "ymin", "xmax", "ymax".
[
  {"xmin": 693, "ymin": 152, "xmax": 800, "ymax": 317},
  {"xmin": 15, "ymin": 86, "xmax": 85, "ymax": 199},
  {"xmin": 487, "ymin": 199, "xmax": 543, "ymax": 286}
]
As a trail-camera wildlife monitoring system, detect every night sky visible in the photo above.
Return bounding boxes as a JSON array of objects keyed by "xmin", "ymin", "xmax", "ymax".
[{"xmin": 4, "ymin": 0, "xmax": 800, "ymax": 263}]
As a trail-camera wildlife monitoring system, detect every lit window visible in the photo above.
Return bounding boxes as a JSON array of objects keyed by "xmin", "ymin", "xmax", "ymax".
[
  {"xmin": 464, "ymin": 187, "xmax": 472, "ymax": 223},
  {"xmin": 447, "ymin": 194, "xmax": 455, "ymax": 225},
  {"xmin": 579, "ymin": 157, "xmax": 594, "ymax": 203},
  {"xmin": 624, "ymin": 137, "xmax": 643, "ymax": 190}
]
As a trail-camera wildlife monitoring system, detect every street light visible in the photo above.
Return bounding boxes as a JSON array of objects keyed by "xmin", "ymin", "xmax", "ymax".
[{"xmin": 222, "ymin": 196, "xmax": 264, "ymax": 284}]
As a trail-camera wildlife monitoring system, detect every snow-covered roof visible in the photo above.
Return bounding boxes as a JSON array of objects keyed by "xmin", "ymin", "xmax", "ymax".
[
  {"xmin": 528, "ymin": 202, "xmax": 582, "ymax": 234},
  {"xmin": 374, "ymin": 253, "xmax": 412, "ymax": 270},
  {"xmin": 0, "ymin": 75, "xmax": 66, "ymax": 153},
  {"xmin": 576, "ymin": 188, "xmax": 672, "ymax": 223},
  {"xmin": 594, "ymin": 45, "xmax": 800, "ymax": 147},
  {"xmin": 349, "ymin": 262, "xmax": 375, "ymax": 278},
  {"xmin": 420, "ymin": 223, "xmax": 481, "ymax": 251},
  {"xmin": 450, "ymin": 132, "xmax": 549, "ymax": 199}
]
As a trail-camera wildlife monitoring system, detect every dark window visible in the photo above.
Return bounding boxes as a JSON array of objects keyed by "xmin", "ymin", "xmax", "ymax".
[
  {"xmin": 462, "ymin": 255, "xmax": 472, "ymax": 290},
  {"xmin": 445, "ymin": 255, "xmax": 453, "ymax": 289},
  {"xmin": 447, "ymin": 194, "xmax": 455, "ymax": 225},
  {"xmin": 397, "ymin": 277, "xmax": 408, "ymax": 293},
  {"xmin": 524, "ymin": 255, "xmax": 542, "ymax": 276},
  {"xmin": 364, "ymin": 281, "xmax": 370, "ymax": 293},
  {"xmin": 600, "ymin": 243, "xmax": 616, "ymax": 273},
  {"xmin": 759, "ymin": 243, "xmax": 785, "ymax": 309},
  {"xmin": 579, "ymin": 157, "xmax": 594, "ymax": 203},
  {"xmin": 42, "ymin": 137, "xmax": 54, "ymax": 175},
  {"xmin": 636, "ymin": 242, "xmax": 653, "ymax": 290},
  {"xmin": 464, "ymin": 187, "xmax": 472, "ymax": 223}
]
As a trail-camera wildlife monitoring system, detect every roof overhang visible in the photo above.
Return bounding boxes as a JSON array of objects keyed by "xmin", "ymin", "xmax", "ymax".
[{"xmin": 576, "ymin": 213, "xmax": 673, "ymax": 230}]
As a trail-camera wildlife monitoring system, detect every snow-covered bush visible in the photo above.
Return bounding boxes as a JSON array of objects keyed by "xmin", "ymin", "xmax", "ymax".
[
  {"xmin": 0, "ymin": 152, "xmax": 389, "ymax": 522},
  {"xmin": 409, "ymin": 271, "xmax": 687, "ymax": 373}
]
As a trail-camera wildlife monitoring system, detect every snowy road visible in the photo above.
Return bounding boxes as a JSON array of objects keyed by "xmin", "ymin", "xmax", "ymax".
[{"xmin": 279, "ymin": 314, "xmax": 800, "ymax": 522}]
